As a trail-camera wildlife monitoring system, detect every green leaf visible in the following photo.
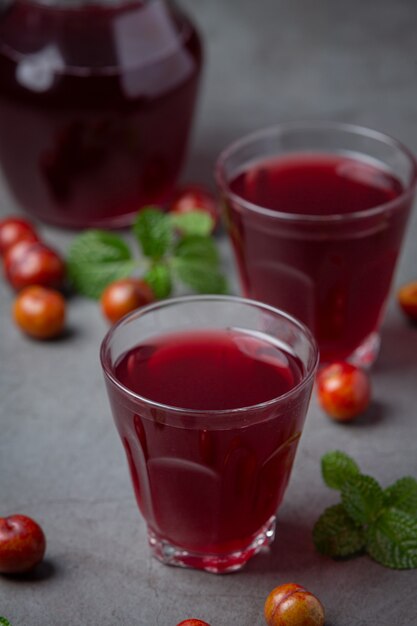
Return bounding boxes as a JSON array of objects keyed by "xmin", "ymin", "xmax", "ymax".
[
  {"xmin": 384, "ymin": 477, "xmax": 417, "ymax": 517},
  {"xmin": 145, "ymin": 263, "xmax": 172, "ymax": 299},
  {"xmin": 341, "ymin": 474, "xmax": 385, "ymax": 525},
  {"xmin": 366, "ymin": 508, "xmax": 417, "ymax": 569},
  {"xmin": 67, "ymin": 230, "xmax": 136, "ymax": 299},
  {"xmin": 0, "ymin": 618, "xmax": 12, "ymax": 626},
  {"xmin": 68, "ymin": 230, "xmax": 132, "ymax": 263},
  {"xmin": 321, "ymin": 450, "xmax": 361, "ymax": 490},
  {"xmin": 174, "ymin": 235, "xmax": 219, "ymax": 265},
  {"xmin": 169, "ymin": 210, "xmax": 214, "ymax": 236},
  {"xmin": 172, "ymin": 258, "xmax": 228, "ymax": 295},
  {"xmin": 133, "ymin": 207, "xmax": 172, "ymax": 259},
  {"xmin": 313, "ymin": 504, "xmax": 365, "ymax": 558}
]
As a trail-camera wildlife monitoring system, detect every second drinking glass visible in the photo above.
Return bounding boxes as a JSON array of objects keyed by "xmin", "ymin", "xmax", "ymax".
[{"xmin": 216, "ymin": 122, "xmax": 417, "ymax": 365}]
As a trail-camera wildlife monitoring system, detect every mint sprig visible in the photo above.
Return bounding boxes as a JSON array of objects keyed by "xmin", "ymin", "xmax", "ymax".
[
  {"xmin": 67, "ymin": 208, "xmax": 228, "ymax": 300},
  {"xmin": 313, "ymin": 451, "xmax": 417, "ymax": 569},
  {"xmin": 0, "ymin": 618, "xmax": 12, "ymax": 626}
]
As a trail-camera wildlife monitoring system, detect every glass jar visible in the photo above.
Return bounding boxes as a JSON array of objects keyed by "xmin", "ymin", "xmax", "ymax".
[{"xmin": 0, "ymin": 0, "xmax": 203, "ymax": 228}]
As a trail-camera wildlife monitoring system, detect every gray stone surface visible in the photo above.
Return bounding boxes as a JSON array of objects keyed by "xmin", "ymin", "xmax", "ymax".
[{"xmin": 1, "ymin": 0, "xmax": 417, "ymax": 624}]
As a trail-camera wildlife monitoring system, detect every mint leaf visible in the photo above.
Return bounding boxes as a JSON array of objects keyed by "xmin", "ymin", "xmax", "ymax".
[
  {"xmin": 366, "ymin": 508, "xmax": 417, "ymax": 569},
  {"xmin": 172, "ymin": 258, "xmax": 228, "ymax": 295},
  {"xmin": 384, "ymin": 477, "xmax": 417, "ymax": 517},
  {"xmin": 68, "ymin": 230, "xmax": 136, "ymax": 299},
  {"xmin": 145, "ymin": 263, "xmax": 172, "ymax": 299},
  {"xmin": 174, "ymin": 235, "xmax": 219, "ymax": 265},
  {"xmin": 69, "ymin": 230, "xmax": 132, "ymax": 263},
  {"xmin": 169, "ymin": 210, "xmax": 214, "ymax": 236},
  {"xmin": 133, "ymin": 207, "xmax": 172, "ymax": 259},
  {"xmin": 321, "ymin": 450, "xmax": 361, "ymax": 490},
  {"xmin": 313, "ymin": 504, "xmax": 365, "ymax": 558},
  {"xmin": 171, "ymin": 235, "xmax": 227, "ymax": 294},
  {"xmin": 0, "ymin": 619, "xmax": 12, "ymax": 626},
  {"xmin": 341, "ymin": 474, "xmax": 384, "ymax": 525}
]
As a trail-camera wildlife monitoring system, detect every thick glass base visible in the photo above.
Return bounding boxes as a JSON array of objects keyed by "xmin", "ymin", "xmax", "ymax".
[
  {"xmin": 348, "ymin": 331, "xmax": 381, "ymax": 369},
  {"xmin": 147, "ymin": 516, "xmax": 276, "ymax": 574}
]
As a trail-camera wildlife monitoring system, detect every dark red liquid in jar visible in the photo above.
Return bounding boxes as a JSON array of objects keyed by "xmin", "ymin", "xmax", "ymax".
[
  {"xmin": 0, "ymin": 0, "xmax": 202, "ymax": 228},
  {"xmin": 110, "ymin": 329, "xmax": 309, "ymax": 556},
  {"xmin": 227, "ymin": 154, "xmax": 411, "ymax": 362}
]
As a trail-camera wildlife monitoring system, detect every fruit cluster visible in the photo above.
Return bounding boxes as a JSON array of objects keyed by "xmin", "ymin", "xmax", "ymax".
[
  {"xmin": 0, "ymin": 186, "xmax": 220, "ymax": 337},
  {"xmin": 0, "ymin": 217, "xmax": 67, "ymax": 339}
]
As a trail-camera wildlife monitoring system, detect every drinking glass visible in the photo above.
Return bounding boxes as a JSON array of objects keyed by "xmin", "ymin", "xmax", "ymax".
[
  {"xmin": 216, "ymin": 122, "xmax": 417, "ymax": 365},
  {"xmin": 100, "ymin": 295, "xmax": 318, "ymax": 573}
]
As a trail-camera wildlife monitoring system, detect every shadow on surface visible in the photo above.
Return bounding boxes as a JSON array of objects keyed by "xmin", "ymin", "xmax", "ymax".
[
  {"xmin": 2, "ymin": 559, "xmax": 57, "ymax": 584},
  {"xmin": 23, "ymin": 325, "xmax": 80, "ymax": 343},
  {"xmin": 340, "ymin": 400, "xmax": 388, "ymax": 428}
]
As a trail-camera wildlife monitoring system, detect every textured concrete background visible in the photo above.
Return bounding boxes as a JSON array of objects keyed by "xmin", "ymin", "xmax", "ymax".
[{"xmin": 1, "ymin": 0, "xmax": 417, "ymax": 624}]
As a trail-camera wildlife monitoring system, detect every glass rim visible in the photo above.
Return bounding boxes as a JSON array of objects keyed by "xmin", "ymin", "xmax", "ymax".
[
  {"xmin": 0, "ymin": 0, "xmax": 194, "ymax": 76},
  {"xmin": 215, "ymin": 120, "xmax": 417, "ymax": 223},
  {"xmin": 100, "ymin": 294, "xmax": 319, "ymax": 418}
]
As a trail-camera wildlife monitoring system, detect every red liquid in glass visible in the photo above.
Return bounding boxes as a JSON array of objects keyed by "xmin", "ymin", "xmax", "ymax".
[
  {"xmin": 111, "ymin": 329, "xmax": 307, "ymax": 558},
  {"xmin": 0, "ymin": 0, "xmax": 202, "ymax": 228},
  {"xmin": 228, "ymin": 154, "xmax": 411, "ymax": 362}
]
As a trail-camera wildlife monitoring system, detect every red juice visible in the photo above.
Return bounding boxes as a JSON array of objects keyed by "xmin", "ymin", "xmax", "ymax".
[
  {"xmin": 110, "ymin": 328, "xmax": 308, "ymax": 561},
  {"xmin": 0, "ymin": 0, "xmax": 202, "ymax": 228},
  {"xmin": 227, "ymin": 153, "xmax": 411, "ymax": 362}
]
